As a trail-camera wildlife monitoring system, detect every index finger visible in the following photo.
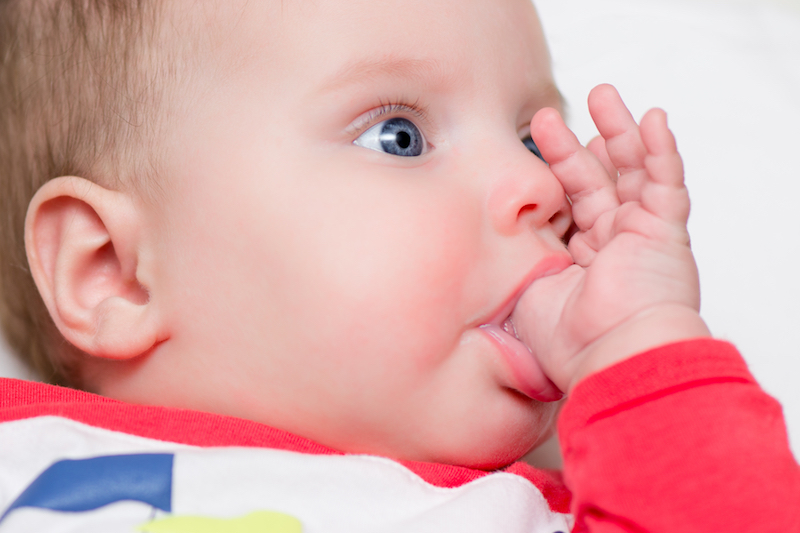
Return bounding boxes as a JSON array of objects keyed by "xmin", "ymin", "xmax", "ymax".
[{"xmin": 531, "ymin": 107, "xmax": 620, "ymax": 232}]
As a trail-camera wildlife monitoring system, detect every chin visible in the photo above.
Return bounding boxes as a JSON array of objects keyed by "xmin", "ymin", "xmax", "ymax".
[
  {"xmin": 442, "ymin": 401, "xmax": 561, "ymax": 470},
  {"xmin": 405, "ymin": 407, "xmax": 559, "ymax": 470},
  {"xmin": 441, "ymin": 429, "xmax": 549, "ymax": 470}
]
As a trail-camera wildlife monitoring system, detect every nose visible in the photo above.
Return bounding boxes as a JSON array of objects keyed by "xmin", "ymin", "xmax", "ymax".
[{"xmin": 486, "ymin": 145, "xmax": 571, "ymax": 238}]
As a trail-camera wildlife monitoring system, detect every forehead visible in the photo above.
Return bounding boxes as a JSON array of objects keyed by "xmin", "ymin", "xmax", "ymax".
[{"xmin": 201, "ymin": 0, "xmax": 553, "ymax": 100}]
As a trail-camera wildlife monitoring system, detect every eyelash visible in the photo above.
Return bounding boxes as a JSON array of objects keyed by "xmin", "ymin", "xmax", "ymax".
[{"xmin": 349, "ymin": 98, "xmax": 432, "ymax": 137}]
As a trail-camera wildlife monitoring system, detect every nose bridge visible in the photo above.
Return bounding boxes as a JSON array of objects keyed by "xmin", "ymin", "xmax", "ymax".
[{"xmin": 485, "ymin": 143, "xmax": 567, "ymax": 235}]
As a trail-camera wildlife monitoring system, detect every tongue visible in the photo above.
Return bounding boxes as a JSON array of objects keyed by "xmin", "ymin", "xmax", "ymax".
[{"xmin": 480, "ymin": 323, "xmax": 563, "ymax": 402}]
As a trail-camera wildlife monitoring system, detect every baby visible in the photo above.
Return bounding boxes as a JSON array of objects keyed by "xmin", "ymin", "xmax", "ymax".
[{"xmin": 0, "ymin": 0, "xmax": 797, "ymax": 531}]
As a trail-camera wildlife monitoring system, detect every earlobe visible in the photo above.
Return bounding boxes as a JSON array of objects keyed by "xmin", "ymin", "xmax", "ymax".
[{"xmin": 25, "ymin": 176, "xmax": 164, "ymax": 360}]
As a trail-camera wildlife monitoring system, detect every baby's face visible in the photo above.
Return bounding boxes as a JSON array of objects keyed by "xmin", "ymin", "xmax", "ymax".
[{"xmin": 142, "ymin": 0, "xmax": 572, "ymax": 468}]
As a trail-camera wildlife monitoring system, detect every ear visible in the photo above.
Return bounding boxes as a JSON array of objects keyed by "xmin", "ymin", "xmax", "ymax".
[{"xmin": 25, "ymin": 176, "xmax": 164, "ymax": 360}]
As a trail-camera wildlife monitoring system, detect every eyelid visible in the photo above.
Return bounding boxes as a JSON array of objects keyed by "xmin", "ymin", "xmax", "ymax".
[{"xmin": 347, "ymin": 99, "xmax": 434, "ymax": 138}]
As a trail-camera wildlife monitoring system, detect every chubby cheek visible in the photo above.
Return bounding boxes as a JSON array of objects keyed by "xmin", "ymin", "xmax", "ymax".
[{"xmin": 284, "ymin": 182, "xmax": 481, "ymax": 387}]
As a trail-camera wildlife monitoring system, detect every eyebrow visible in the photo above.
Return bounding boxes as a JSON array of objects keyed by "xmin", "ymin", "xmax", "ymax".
[
  {"xmin": 319, "ymin": 56, "xmax": 452, "ymax": 93},
  {"xmin": 320, "ymin": 55, "xmax": 567, "ymax": 116}
]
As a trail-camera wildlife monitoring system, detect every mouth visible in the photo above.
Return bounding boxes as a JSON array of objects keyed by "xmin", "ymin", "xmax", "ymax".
[
  {"xmin": 480, "ymin": 312, "xmax": 524, "ymax": 352},
  {"xmin": 480, "ymin": 317, "xmax": 563, "ymax": 402},
  {"xmin": 501, "ymin": 315, "xmax": 521, "ymax": 342},
  {"xmin": 481, "ymin": 253, "xmax": 573, "ymax": 328},
  {"xmin": 478, "ymin": 254, "xmax": 572, "ymax": 402}
]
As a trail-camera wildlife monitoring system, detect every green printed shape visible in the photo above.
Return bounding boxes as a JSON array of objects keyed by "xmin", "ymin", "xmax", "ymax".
[{"xmin": 137, "ymin": 510, "xmax": 302, "ymax": 533}]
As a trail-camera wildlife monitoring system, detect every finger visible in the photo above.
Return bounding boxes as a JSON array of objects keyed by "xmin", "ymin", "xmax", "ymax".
[
  {"xmin": 531, "ymin": 108, "xmax": 619, "ymax": 232},
  {"xmin": 566, "ymin": 233, "xmax": 596, "ymax": 267},
  {"xmin": 567, "ymin": 209, "xmax": 615, "ymax": 266},
  {"xmin": 639, "ymin": 109, "xmax": 691, "ymax": 225},
  {"xmin": 612, "ymin": 201, "xmax": 691, "ymax": 247},
  {"xmin": 586, "ymin": 135, "xmax": 618, "ymax": 180},
  {"xmin": 587, "ymin": 85, "xmax": 648, "ymax": 203}
]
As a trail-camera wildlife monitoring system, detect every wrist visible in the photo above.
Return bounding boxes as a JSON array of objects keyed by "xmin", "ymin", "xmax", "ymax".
[{"xmin": 566, "ymin": 304, "xmax": 711, "ymax": 393}]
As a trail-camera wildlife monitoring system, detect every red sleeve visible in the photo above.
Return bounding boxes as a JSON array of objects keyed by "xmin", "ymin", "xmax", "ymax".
[{"xmin": 558, "ymin": 338, "xmax": 800, "ymax": 532}]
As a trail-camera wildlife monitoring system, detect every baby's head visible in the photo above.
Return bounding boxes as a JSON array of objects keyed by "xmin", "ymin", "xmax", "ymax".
[{"xmin": 0, "ymin": 0, "xmax": 573, "ymax": 468}]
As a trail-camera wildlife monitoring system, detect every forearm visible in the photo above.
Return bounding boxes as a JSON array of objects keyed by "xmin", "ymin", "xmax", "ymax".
[{"xmin": 559, "ymin": 339, "xmax": 800, "ymax": 532}]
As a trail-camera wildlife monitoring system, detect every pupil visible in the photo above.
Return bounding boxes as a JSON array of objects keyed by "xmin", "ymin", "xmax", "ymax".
[
  {"xmin": 396, "ymin": 130, "xmax": 411, "ymax": 149},
  {"xmin": 377, "ymin": 117, "xmax": 423, "ymax": 157}
]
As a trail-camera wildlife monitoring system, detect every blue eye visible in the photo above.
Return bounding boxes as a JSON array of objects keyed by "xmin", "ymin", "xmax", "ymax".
[
  {"xmin": 354, "ymin": 117, "xmax": 426, "ymax": 157},
  {"xmin": 522, "ymin": 135, "xmax": 546, "ymax": 163}
]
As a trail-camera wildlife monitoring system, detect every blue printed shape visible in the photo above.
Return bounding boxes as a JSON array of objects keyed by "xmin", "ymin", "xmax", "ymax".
[{"xmin": 1, "ymin": 454, "xmax": 173, "ymax": 522}]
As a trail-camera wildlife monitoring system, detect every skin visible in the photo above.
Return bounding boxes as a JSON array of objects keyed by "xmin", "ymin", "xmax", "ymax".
[{"xmin": 24, "ymin": 0, "xmax": 709, "ymax": 469}]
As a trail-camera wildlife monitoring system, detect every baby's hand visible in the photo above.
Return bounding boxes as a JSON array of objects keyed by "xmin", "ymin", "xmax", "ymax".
[{"xmin": 512, "ymin": 85, "xmax": 711, "ymax": 394}]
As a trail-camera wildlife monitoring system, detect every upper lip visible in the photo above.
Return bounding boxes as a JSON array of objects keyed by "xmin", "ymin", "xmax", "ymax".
[{"xmin": 479, "ymin": 253, "xmax": 574, "ymax": 328}]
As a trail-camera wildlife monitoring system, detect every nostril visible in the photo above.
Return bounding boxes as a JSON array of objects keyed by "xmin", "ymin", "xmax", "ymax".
[{"xmin": 518, "ymin": 204, "xmax": 539, "ymax": 220}]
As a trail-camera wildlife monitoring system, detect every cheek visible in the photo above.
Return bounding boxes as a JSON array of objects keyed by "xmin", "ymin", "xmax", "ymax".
[{"xmin": 256, "ymin": 170, "xmax": 483, "ymax": 381}]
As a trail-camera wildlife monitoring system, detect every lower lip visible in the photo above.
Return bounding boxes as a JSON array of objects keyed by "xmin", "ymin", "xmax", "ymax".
[{"xmin": 480, "ymin": 324, "xmax": 563, "ymax": 402}]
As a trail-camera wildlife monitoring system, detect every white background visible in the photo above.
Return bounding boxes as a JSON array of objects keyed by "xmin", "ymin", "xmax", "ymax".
[
  {"xmin": 2, "ymin": 0, "xmax": 799, "ymax": 461},
  {"xmin": 532, "ymin": 0, "xmax": 800, "ymax": 462}
]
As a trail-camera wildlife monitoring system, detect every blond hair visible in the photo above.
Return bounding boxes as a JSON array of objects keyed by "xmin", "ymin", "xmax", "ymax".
[{"xmin": 0, "ymin": 0, "xmax": 175, "ymax": 386}]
